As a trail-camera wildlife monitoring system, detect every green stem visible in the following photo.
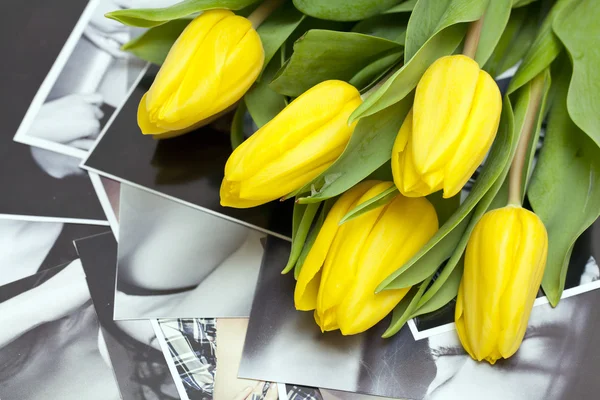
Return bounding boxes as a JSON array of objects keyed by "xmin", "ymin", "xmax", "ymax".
[
  {"xmin": 462, "ymin": 17, "xmax": 484, "ymax": 59},
  {"xmin": 507, "ymin": 73, "xmax": 546, "ymax": 206},
  {"xmin": 247, "ymin": 0, "xmax": 285, "ymax": 29}
]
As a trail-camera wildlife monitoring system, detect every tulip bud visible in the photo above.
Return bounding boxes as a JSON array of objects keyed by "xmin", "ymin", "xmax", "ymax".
[
  {"xmin": 455, "ymin": 205, "xmax": 548, "ymax": 364},
  {"xmin": 220, "ymin": 80, "xmax": 363, "ymax": 208},
  {"xmin": 294, "ymin": 180, "xmax": 438, "ymax": 335},
  {"xmin": 138, "ymin": 10, "xmax": 264, "ymax": 138},
  {"xmin": 392, "ymin": 55, "xmax": 502, "ymax": 198}
]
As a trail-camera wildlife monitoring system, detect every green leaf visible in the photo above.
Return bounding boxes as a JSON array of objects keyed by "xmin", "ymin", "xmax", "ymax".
[
  {"xmin": 404, "ymin": 0, "xmax": 488, "ymax": 63},
  {"xmin": 412, "ymin": 261, "xmax": 463, "ymax": 317},
  {"xmin": 366, "ymin": 160, "xmax": 394, "ymax": 181},
  {"xmin": 270, "ymin": 30, "xmax": 402, "ymax": 97},
  {"xmin": 483, "ymin": 4, "xmax": 539, "ymax": 78},
  {"xmin": 230, "ymin": 100, "xmax": 247, "ymax": 150},
  {"xmin": 106, "ymin": 0, "xmax": 261, "ymax": 27},
  {"xmin": 553, "ymin": 0, "xmax": 600, "ymax": 147},
  {"xmin": 282, "ymin": 202, "xmax": 320, "ymax": 274},
  {"xmin": 121, "ymin": 18, "xmax": 191, "ymax": 65},
  {"xmin": 349, "ymin": 23, "xmax": 465, "ymax": 122},
  {"xmin": 513, "ymin": 0, "xmax": 539, "ymax": 8},
  {"xmin": 245, "ymin": 56, "xmax": 286, "ymax": 127},
  {"xmin": 529, "ymin": 60, "xmax": 600, "ymax": 307},
  {"xmin": 378, "ymin": 96, "xmax": 516, "ymax": 292},
  {"xmin": 292, "ymin": 0, "xmax": 403, "ymax": 21},
  {"xmin": 382, "ymin": 275, "xmax": 433, "ymax": 338},
  {"xmin": 474, "ymin": 0, "xmax": 512, "ymax": 66},
  {"xmin": 383, "ymin": 0, "xmax": 418, "ymax": 13},
  {"xmin": 427, "ymin": 191, "xmax": 461, "ymax": 226},
  {"xmin": 340, "ymin": 186, "xmax": 398, "ymax": 225},
  {"xmin": 295, "ymin": 95, "xmax": 412, "ymax": 204},
  {"xmin": 349, "ymin": 50, "xmax": 404, "ymax": 92},
  {"xmin": 256, "ymin": 2, "xmax": 306, "ymax": 68},
  {"xmin": 351, "ymin": 13, "xmax": 409, "ymax": 43},
  {"xmin": 507, "ymin": 0, "xmax": 576, "ymax": 94}
]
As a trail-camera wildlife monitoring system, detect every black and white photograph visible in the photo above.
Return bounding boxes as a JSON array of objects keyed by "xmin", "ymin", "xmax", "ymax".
[
  {"xmin": 0, "ymin": 261, "xmax": 122, "ymax": 400},
  {"xmin": 82, "ymin": 64, "xmax": 294, "ymax": 239},
  {"xmin": 154, "ymin": 318, "xmax": 282, "ymax": 400},
  {"xmin": 115, "ymin": 185, "xmax": 266, "ymax": 320},
  {"xmin": 12, "ymin": 0, "xmax": 169, "ymax": 159},
  {"xmin": 0, "ymin": 0, "xmax": 111, "ymax": 223},
  {"xmin": 0, "ymin": 218, "xmax": 108, "ymax": 286},
  {"xmin": 239, "ymin": 221, "xmax": 600, "ymax": 400},
  {"xmin": 280, "ymin": 385, "xmax": 398, "ymax": 400},
  {"xmin": 76, "ymin": 231, "xmax": 182, "ymax": 400}
]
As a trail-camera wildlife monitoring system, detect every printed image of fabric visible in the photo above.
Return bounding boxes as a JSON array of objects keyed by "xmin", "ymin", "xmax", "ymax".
[
  {"xmin": 159, "ymin": 319, "xmax": 217, "ymax": 400},
  {"xmin": 286, "ymin": 385, "xmax": 323, "ymax": 400}
]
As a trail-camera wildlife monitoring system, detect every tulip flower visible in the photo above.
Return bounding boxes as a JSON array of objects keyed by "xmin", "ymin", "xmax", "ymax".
[
  {"xmin": 220, "ymin": 80, "xmax": 363, "ymax": 208},
  {"xmin": 138, "ymin": 9, "xmax": 264, "ymax": 138},
  {"xmin": 392, "ymin": 55, "xmax": 502, "ymax": 198},
  {"xmin": 455, "ymin": 205, "xmax": 548, "ymax": 364},
  {"xmin": 294, "ymin": 180, "xmax": 438, "ymax": 335}
]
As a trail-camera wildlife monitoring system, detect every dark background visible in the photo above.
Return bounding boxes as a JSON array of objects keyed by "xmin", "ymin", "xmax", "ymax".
[
  {"xmin": 0, "ymin": 0, "xmax": 105, "ymax": 220},
  {"xmin": 84, "ymin": 66, "xmax": 293, "ymax": 239}
]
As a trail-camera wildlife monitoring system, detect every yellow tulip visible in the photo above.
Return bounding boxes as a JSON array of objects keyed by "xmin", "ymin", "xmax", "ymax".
[
  {"xmin": 138, "ymin": 10, "xmax": 264, "ymax": 138},
  {"xmin": 294, "ymin": 180, "xmax": 438, "ymax": 335},
  {"xmin": 392, "ymin": 55, "xmax": 502, "ymax": 198},
  {"xmin": 455, "ymin": 205, "xmax": 548, "ymax": 364},
  {"xmin": 220, "ymin": 80, "xmax": 362, "ymax": 208}
]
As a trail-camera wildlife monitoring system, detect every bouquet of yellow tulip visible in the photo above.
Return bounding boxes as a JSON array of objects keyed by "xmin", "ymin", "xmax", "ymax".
[{"xmin": 109, "ymin": 0, "xmax": 600, "ymax": 364}]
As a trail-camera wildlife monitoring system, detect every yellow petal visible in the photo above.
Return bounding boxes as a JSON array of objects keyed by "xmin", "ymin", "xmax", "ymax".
[
  {"xmin": 239, "ymin": 97, "xmax": 361, "ymax": 200},
  {"xmin": 443, "ymin": 70, "xmax": 502, "ymax": 198},
  {"xmin": 497, "ymin": 208, "xmax": 547, "ymax": 359},
  {"xmin": 225, "ymin": 80, "xmax": 361, "ymax": 181},
  {"xmin": 412, "ymin": 55, "xmax": 480, "ymax": 174},
  {"xmin": 457, "ymin": 206, "xmax": 548, "ymax": 364},
  {"xmin": 294, "ymin": 181, "xmax": 379, "ymax": 311},
  {"xmin": 144, "ymin": 10, "xmax": 264, "ymax": 134},
  {"xmin": 392, "ymin": 110, "xmax": 443, "ymax": 197},
  {"xmin": 138, "ymin": 93, "xmax": 170, "ymax": 135},
  {"xmin": 336, "ymin": 194, "xmax": 439, "ymax": 335},
  {"xmin": 221, "ymin": 80, "xmax": 362, "ymax": 207},
  {"xmin": 147, "ymin": 10, "xmax": 232, "ymax": 109},
  {"xmin": 316, "ymin": 182, "xmax": 394, "ymax": 322}
]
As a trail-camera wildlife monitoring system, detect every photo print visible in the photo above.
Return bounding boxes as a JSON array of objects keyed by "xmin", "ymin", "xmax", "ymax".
[
  {"xmin": 0, "ymin": 261, "xmax": 122, "ymax": 400},
  {"xmin": 0, "ymin": 0, "xmax": 109, "ymax": 223},
  {"xmin": 280, "ymin": 385, "xmax": 399, "ymax": 400},
  {"xmin": 114, "ymin": 185, "xmax": 266, "ymax": 320},
  {"xmin": 82, "ymin": 64, "xmax": 294, "ymax": 240},
  {"xmin": 0, "ymin": 218, "xmax": 108, "ymax": 286},
  {"xmin": 154, "ymin": 318, "xmax": 281, "ymax": 400},
  {"xmin": 91, "ymin": 174, "xmax": 122, "ymax": 236},
  {"xmin": 239, "ymin": 221, "xmax": 600, "ymax": 400},
  {"xmin": 76, "ymin": 231, "xmax": 182, "ymax": 400},
  {"xmin": 13, "ymin": 0, "xmax": 151, "ymax": 159}
]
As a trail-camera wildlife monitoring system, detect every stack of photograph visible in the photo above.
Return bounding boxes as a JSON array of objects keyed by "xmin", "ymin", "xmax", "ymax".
[{"xmin": 2, "ymin": 1, "xmax": 600, "ymax": 400}]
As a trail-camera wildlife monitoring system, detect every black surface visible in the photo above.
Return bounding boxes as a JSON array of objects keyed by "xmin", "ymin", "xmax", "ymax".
[
  {"xmin": 0, "ymin": 0, "xmax": 105, "ymax": 220},
  {"xmin": 84, "ymin": 66, "xmax": 293, "ymax": 238}
]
